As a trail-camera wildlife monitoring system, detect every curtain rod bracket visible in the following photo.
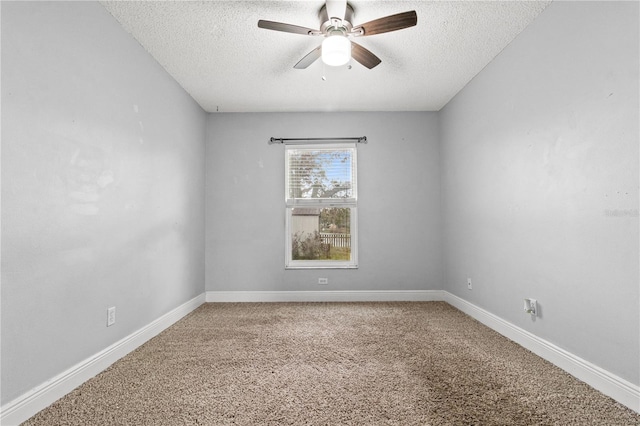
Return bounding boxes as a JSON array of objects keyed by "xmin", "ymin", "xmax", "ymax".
[{"xmin": 268, "ymin": 136, "xmax": 367, "ymax": 145}]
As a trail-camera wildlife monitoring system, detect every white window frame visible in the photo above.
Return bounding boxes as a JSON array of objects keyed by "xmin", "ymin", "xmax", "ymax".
[{"xmin": 285, "ymin": 143, "xmax": 358, "ymax": 269}]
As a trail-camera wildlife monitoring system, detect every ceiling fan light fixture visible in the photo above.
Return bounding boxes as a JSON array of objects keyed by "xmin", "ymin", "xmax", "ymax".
[{"xmin": 321, "ymin": 34, "xmax": 351, "ymax": 66}]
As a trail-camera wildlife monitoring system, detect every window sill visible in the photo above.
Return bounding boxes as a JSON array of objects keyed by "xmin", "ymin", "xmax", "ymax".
[{"xmin": 285, "ymin": 263, "xmax": 358, "ymax": 270}]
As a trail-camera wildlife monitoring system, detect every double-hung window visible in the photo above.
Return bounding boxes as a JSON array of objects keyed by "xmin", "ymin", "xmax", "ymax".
[{"xmin": 285, "ymin": 143, "xmax": 358, "ymax": 269}]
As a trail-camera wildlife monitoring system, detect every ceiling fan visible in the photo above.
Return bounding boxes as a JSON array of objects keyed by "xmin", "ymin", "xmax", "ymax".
[{"xmin": 257, "ymin": 0, "xmax": 417, "ymax": 69}]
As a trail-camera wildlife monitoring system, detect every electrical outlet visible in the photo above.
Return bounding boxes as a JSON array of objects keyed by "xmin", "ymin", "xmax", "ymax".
[
  {"xmin": 318, "ymin": 278, "xmax": 328, "ymax": 285},
  {"xmin": 467, "ymin": 278, "xmax": 472, "ymax": 290},
  {"xmin": 524, "ymin": 298, "xmax": 537, "ymax": 316},
  {"xmin": 107, "ymin": 307, "xmax": 116, "ymax": 327}
]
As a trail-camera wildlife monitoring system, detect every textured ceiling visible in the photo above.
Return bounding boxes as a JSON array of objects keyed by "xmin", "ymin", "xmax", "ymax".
[{"xmin": 101, "ymin": 1, "xmax": 551, "ymax": 113}]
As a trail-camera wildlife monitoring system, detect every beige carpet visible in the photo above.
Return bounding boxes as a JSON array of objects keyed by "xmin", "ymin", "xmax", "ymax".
[{"xmin": 23, "ymin": 302, "xmax": 640, "ymax": 425}]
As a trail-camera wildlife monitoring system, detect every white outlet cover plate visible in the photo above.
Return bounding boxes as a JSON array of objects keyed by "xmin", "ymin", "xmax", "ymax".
[{"xmin": 107, "ymin": 307, "xmax": 116, "ymax": 326}]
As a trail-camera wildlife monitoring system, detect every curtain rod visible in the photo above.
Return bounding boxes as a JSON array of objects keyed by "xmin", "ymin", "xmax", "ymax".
[{"xmin": 268, "ymin": 136, "xmax": 367, "ymax": 145}]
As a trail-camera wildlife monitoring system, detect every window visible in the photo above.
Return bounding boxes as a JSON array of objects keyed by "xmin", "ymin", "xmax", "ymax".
[{"xmin": 285, "ymin": 144, "xmax": 358, "ymax": 268}]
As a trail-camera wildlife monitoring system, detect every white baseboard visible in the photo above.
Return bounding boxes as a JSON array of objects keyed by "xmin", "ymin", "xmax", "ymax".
[
  {"xmin": 0, "ymin": 293, "xmax": 206, "ymax": 426},
  {"xmin": 3, "ymin": 290, "xmax": 637, "ymax": 425},
  {"xmin": 443, "ymin": 292, "xmax": 640, "ymax": 414},
  {"xmin": 206, "ymin": 290, "xmax": 444, "ymax": 303}
]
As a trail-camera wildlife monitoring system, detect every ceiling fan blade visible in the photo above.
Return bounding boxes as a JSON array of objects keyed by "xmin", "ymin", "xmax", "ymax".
[
  {"xmin": 325, "ymin": 0, "xmax": 347, "ymax": 21},
  {"xmin": 351, "ymin": 42, "xmax": 381, "ymax": 69},
  {"xmin": 294, "ymin": 46, "xmax": 322, "ymax": 69},
  {"xmin": 258, "ymin": 20, "xmax": 320, "ymax": 36},
  {"xmin": 352, "ymin": 10, "xmax": 417, "ymax": 36}
]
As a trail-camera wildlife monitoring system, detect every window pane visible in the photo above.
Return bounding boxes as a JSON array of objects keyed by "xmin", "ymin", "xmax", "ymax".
[
  {"xmin": 291, "ymin": 207, "xmax": 351, "ymax": 261},
  {"xmin": 287, "ymin": 148, "xmax": 355, "ymax": 200}
]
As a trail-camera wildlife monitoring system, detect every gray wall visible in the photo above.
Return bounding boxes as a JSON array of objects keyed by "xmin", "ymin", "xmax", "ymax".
[
  {"xmin": 440, "ymin": 1, "xmax": 639, "ymax": 386},
  {"xmin": 206, "ymin": 112, "xmax": 443, "ymax": 292},
  {"xmin": 1, "ymin": 2, "xmax": 206, "ymax": 404}
]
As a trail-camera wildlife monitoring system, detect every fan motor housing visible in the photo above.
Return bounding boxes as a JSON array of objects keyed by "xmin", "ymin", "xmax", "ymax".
[{"xmin": 319, "ymin": 4, "xmax": 354, "ymax": 34}]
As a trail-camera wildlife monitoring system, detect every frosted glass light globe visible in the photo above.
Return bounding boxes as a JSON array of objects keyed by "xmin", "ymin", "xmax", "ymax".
[{"xmin": 322, "ymin": 35, "xmax": 351, "ymax": 67}]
